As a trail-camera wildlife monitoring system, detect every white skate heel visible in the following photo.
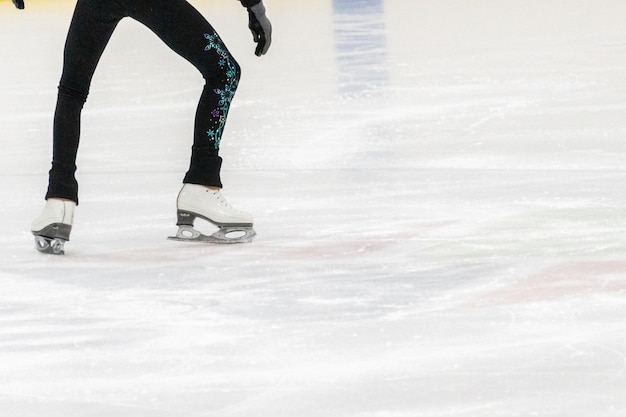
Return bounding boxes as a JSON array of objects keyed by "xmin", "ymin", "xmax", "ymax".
[
  {"xmin": 31, "ymin": 199, "xmax": 76, "ymax": 255},
  {"xmin": 168, "ymin": 184, "xmax": 256, "ymax": 244}
]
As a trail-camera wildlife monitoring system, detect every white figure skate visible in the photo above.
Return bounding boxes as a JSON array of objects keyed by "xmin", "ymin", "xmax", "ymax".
[
  {"xmin": 168, "ymin": 184, "xmax": 256, "ymax": 244},
  {"xmin": 31, "ymin": 199, "xmax": 76, "ymax": 255}
]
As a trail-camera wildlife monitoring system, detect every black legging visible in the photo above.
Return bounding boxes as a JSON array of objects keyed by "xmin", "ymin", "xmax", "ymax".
[{"xmin": 47, "ymin": 0, "xmax": 241, "ymax": 203}]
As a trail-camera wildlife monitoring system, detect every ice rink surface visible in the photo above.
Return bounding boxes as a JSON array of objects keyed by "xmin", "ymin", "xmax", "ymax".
[{"xmin": 2, "ymin": 0, "xmax": 626, "ymax": 415}]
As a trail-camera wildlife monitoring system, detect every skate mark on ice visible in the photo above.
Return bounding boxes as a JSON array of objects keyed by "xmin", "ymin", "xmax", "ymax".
[
  {"xmin": 471, "ymin": 261, "xmax": 626, "ymax": 306},
  {"xmin": 269, "ymin": 221, "xmax": 456, "ymax": 260}
]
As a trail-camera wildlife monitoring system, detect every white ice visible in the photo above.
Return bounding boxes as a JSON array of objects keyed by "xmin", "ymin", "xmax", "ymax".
[{"xmin": 2, "ymin": 0, "xmax": 626, "ymax": 415}]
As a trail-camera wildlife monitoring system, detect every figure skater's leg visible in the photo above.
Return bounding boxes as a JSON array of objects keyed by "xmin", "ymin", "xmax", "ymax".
[
  {"xmin": 46, "ymin": 0, "xmax": 125, "ymax": 203},
  {"xmin": 129, "ymin": 0, "xmax": 241, "ymax": 188}
]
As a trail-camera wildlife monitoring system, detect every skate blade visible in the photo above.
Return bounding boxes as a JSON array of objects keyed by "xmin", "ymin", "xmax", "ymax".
[
  {"xmin": 34, "ymin": 236, "xmax": 66, "ymax": 255},
  {"xmin": 168, "ymin": 225, "xmax": 256, "ymax": 244}
]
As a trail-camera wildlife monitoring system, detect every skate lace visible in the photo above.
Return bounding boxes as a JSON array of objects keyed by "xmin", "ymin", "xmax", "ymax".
[{"xmin": 213, "ymin": 190, "xmax": 237, "ymax": 211}]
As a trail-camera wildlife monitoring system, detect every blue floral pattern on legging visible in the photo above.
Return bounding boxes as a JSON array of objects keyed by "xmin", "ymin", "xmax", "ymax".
[{"xmin": 204, "ymin": 32, "xmax": 239, "ymax": 149}]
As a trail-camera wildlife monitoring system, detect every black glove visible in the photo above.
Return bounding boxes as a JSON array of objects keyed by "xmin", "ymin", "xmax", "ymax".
[
  {"xmin": 13, "ymin": 0, "xmax": 25, "ymax": 9},
  {"xmin": 247, "ymin": 2, "xmax": 272, "ymax": 56}
]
